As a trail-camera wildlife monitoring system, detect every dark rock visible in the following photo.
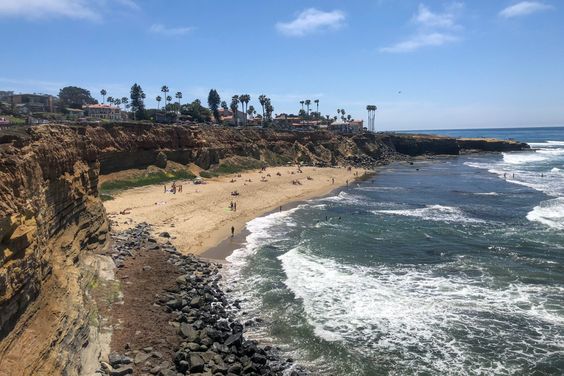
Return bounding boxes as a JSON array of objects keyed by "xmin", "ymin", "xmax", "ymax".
[
  {"xmin": 109, "ymin": 365, "xmax": 133, "ymax": 376},
  {"xmin": 179, "ymin": 323, "xmax": 200, "ymax": 342},
  {"xmin": 189, "ymin": 354, "xmax": 205, "ymax": 373},
  {"xmin": 224, "ymin": 333, "xmax": 242, "ymax": 348},
  {"xmin": 228, "ymin": 363, "xmax": 242, "ymax": 374}
]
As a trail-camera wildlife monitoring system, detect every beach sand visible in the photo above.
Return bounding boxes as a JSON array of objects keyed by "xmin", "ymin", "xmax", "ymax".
[{"xmin": 103, "ymin": 166, "xmax": 363, "ymax": 258}]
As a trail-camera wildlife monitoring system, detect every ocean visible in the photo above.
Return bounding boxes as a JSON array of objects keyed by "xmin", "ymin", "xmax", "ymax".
[{"xmin": 224, "ymin": 126, "xmax": 564, "ymax": 375}]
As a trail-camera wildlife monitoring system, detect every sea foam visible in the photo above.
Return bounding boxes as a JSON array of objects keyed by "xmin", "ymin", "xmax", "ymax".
[
  {"xmin": 278, "ymin": 247, "xmax": 564, "ymax": 375},
  {"xmin": 526, "ymin": 198, "xmax": 564, "ymax": 230},
  {"xmin": 373, "ymin": 204, "xmax": 484, "ymax": 223}
]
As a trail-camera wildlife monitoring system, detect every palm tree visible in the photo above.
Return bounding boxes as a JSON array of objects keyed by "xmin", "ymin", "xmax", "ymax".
[
  {"xmin": 314, "ymin": 99, "xmax": 319, "ymax": 117},
  {"xmin": 166, "ymin": 96, "xmax": 172, "ymax": 111},
  {"xmin": 107, "ymin": 96, "xmax": 114, "ymax": 105},
  {"xmin": 161, "ymin": 85, "xmax": 169, "ymax": 109},
  {"xmin": 300, "ymin": 100, "xmax": 305, "ymax": 111},
  {"xmin": 100, "ymin": 89, "xmax": 107, "ymax": 103},
  {"xmin": 305, "ymin": 99, "xmax": 311, "ymax": 116},
  {"xmin": 247, "ymin": 105, "xmax": 255, "ymax": 123},
  {"xmin": 347, "ymin": 114, "xmax": 352, "ymax": 122},
  {"xmin": 259, "ymin": 95, "xmax": 267, "ymax": 125},
  {"xmin": 156, "ymin": 96, "xmax": 162, "ymax": 110},
  {"xmin": 175, "ymin": 92, "xmax": 182, "ymax": 112},
  {"xmin": 230, "ymin": 95, "xmax": 239, "ymax": 125},
  {"xmin": 121, "ymin": 97, "xmax": 128, "ymax": 109},
  {"xmin": 239, "ymin": 94, "xmax": 250, "ymax": 125},
  {"xmin": 114, "ymin": 98, "xmax": 121, "ymax": 109}
]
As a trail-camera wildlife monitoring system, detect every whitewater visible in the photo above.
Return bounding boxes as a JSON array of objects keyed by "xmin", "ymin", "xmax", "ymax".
[{"xmin": 225, "ymin": 127, "xmax": 564, "ymax": 376}]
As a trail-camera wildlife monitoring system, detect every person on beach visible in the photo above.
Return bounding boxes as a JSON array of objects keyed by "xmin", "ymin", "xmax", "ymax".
[
  {"xmin": 346, "ymin": 180, "xmax": 349, "ymax": 187},
  {"xmin": 279, "ymin": 206, "xmax": 282, "ymax": 212},
  {"xmin": 164, "ymin": 185, "xmax": 167, "ymax": 193},
  {"xmin": 234, "ymin": 202, "xmax": 237, "ymax": 211},
  {"xmin": 332, "ymin": 177, "xmax": 335, "ymax": 185},
  {"xmin": 231, "ymin": 226, "xmax": 235, "ymax": 237}
]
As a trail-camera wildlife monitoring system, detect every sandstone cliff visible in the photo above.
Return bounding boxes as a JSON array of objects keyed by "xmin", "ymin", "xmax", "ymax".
[{"xmin": 0, "ymin": 123, "xmax": 528, "ymax": 374}]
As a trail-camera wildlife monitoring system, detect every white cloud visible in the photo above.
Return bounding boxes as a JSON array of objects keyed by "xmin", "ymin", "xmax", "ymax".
[
  {"xmin": 381, "ymin": 2, "xmax": 463, "ymax": 53},
  {"xmin": 499, "ymin": 1, "xmax": 553, "ymax": 18},
  {"xmin": 149, "ymin": 24, "xmax": 194, "ymax": 37},
  {"xmin": 413, "ymin": 3, "xmax": 461, "ymax": 28},
  {"xmin": 276, "ymin": 8, "xmax": 345, "ymax": 37},
  {"xmin": 0, "ymin": 0, "xmax": 98, "ymax": 20},
  {"xmin": 0, "ymin": 0, "xmax": 139, "ymax": 20},
  {"xmin": 381, "ymin": 33, "xmax": 459, "ymax": 53}
]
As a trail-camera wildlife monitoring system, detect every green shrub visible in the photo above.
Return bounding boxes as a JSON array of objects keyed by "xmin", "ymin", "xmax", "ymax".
[
  {"xmin": 199, "ymin": 171, "xmax": 219, "ymax": 178},
  {"xmin": 100, "ymin": 170, "xmax": 195, "ymax": 192}
]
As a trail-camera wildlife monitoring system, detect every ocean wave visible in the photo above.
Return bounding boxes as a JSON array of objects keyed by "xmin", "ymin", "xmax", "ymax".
[
  {"xmin": 474, "ymin": 192, "xmax": 499, "ymax": 196},
  {"xmin": 529, "ymin": 140, "xmax": 564, "ymax": 147},
  {"xmin": 226, "ymin": 207, "xmax": 300, "ymax": 268},
  {"xmin": 465, "ymin": 161, "xmax": 564, "ymax": 197},
  {"xmin": 320, "ymin": 191, "xmax": 361, "ymax": 203},
  {"xmin": 502, "ymin": 152, "xmax": 548, "ymax": 164},
  {"xmin": 526, "ymin": 198, "xmax": 564, "ymax": 230},
  {"xmin": 536, "ymin": 148, "xmax": 564, "ymax": 156},
  {"xmin": 278, "ymin": 248, "xmax": 564, "ymax": 375},
  {"xmin": 373, "ymin": 204, "xmax": 485, "ymax": 223}
]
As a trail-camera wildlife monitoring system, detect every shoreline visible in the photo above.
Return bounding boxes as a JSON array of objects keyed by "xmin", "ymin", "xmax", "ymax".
[
  {"xmin": 103, "ymin": 166, "xmax": 370, "ymax": 258},
  {"xmin": 200, "ymin": 170, "xmax": 378, "ymax": 261}
]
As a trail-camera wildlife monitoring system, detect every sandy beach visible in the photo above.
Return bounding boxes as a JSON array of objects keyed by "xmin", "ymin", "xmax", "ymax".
[{"xmin": 103, "ymin": 166, "xmax": 364, "ymax": 257}]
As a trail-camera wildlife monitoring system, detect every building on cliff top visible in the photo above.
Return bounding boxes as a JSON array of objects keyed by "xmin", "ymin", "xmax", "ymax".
[
  {"xmin": 0, "ymin": 93, "xmax": 57, "ymax": 113},
  {"xmin": 84, "ymin": 104, "xmax": 124, "ymax": 121},
  {"xmin": 329, "ymin": 119, "xmax": 364, "ymax": 134},
  {"xmin": 218, "ymin": 108, "xmax": 246, "ymax": 126}
]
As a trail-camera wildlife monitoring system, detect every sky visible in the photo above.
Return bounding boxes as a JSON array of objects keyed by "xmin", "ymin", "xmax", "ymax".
[{"xmin": 0, "ymin": 0, "xmax": 563, "ymax": 130}]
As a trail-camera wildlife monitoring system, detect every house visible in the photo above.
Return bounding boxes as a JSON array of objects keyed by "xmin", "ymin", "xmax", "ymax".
[
  {"xmin": 84, "ymin": 104, "xmax": 123, "ymax": 121},
  {"xmin": 65, "ymin": 108, "xmax": 85, "ymax": 119},
  {"xmin": 328, "ymin": 119, "xmax": 364, "ymax": 134},
  {"xmin": 4, "ymin": 93, "xmax": 56, "ymax": 113},
  {"xmin": 218, "ymin": 108, "xmax": 246, "ymax": 126}
]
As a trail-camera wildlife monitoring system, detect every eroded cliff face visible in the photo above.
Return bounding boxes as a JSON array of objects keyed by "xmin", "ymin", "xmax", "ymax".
[
  {"xmin": 0, "ymin": 123, "xmax": 528, "ymax": 375},
  {"xmin": 0, "ymin": 126, "xmax": 108, "ymax": 375}
]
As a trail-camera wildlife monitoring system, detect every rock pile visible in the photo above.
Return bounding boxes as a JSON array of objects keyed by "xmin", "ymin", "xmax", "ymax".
[{"xmin": 99, "ymin": 223, "xmax": 307, "ymax": 376}]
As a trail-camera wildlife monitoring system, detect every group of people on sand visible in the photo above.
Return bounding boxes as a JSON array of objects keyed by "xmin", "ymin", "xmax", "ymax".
[
  {"xmin": 229, "ymin": 201, "xmax": 237, "ymax": 211},
  {"xmin": 164, "ymin": 182, "xmax": 183, "ymax": 194}
]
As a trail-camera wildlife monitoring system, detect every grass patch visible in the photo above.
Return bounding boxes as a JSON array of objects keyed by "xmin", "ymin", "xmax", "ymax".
[
  {"xmin": 199, "ymin": 157, "xmax": 267, "ymax": 178},
  {"xmin": 200, "ymin": 170, "xmax": 219, "ymax": 178},
  {"xmin": 5, "ymin": 115, "xmax": 26, "ymax": 125},
  {"xmin": 101, "ymin": 170, "xmax": 195, "ymax": 192},
  {"xmin": 100, "ymin": 193, "xmax": 114, "ymax": 201}
]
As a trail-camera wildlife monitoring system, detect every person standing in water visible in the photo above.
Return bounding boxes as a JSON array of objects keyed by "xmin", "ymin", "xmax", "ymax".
[{"xmin": 231, "ymin": 226, "xmax": 235, "ymax": 237}]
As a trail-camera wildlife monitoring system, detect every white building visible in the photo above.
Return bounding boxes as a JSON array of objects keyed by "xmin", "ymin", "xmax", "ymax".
[{"xmin": 84, "ymin": 104, "xmax": 123, "ymax": 121}]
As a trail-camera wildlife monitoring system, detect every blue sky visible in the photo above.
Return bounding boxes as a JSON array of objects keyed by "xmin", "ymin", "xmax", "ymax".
[{"xmin": 1, "ymin": 0, "xmax": 563, "ymax": 130}]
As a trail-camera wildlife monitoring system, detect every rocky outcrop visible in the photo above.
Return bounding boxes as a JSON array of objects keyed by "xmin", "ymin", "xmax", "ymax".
[
  {"xmin": 457, "ymin": 137, "xmax": 530, "ymax": 152},
  {"xmin": 0, "ymin": 123, "xmax": 529, "ymax": 375}
]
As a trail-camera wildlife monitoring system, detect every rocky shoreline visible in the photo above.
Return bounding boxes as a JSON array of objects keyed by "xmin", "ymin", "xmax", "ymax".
[{"xmin": 97, "ymin": 223, "xmax": 306, "ymax": 376}]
